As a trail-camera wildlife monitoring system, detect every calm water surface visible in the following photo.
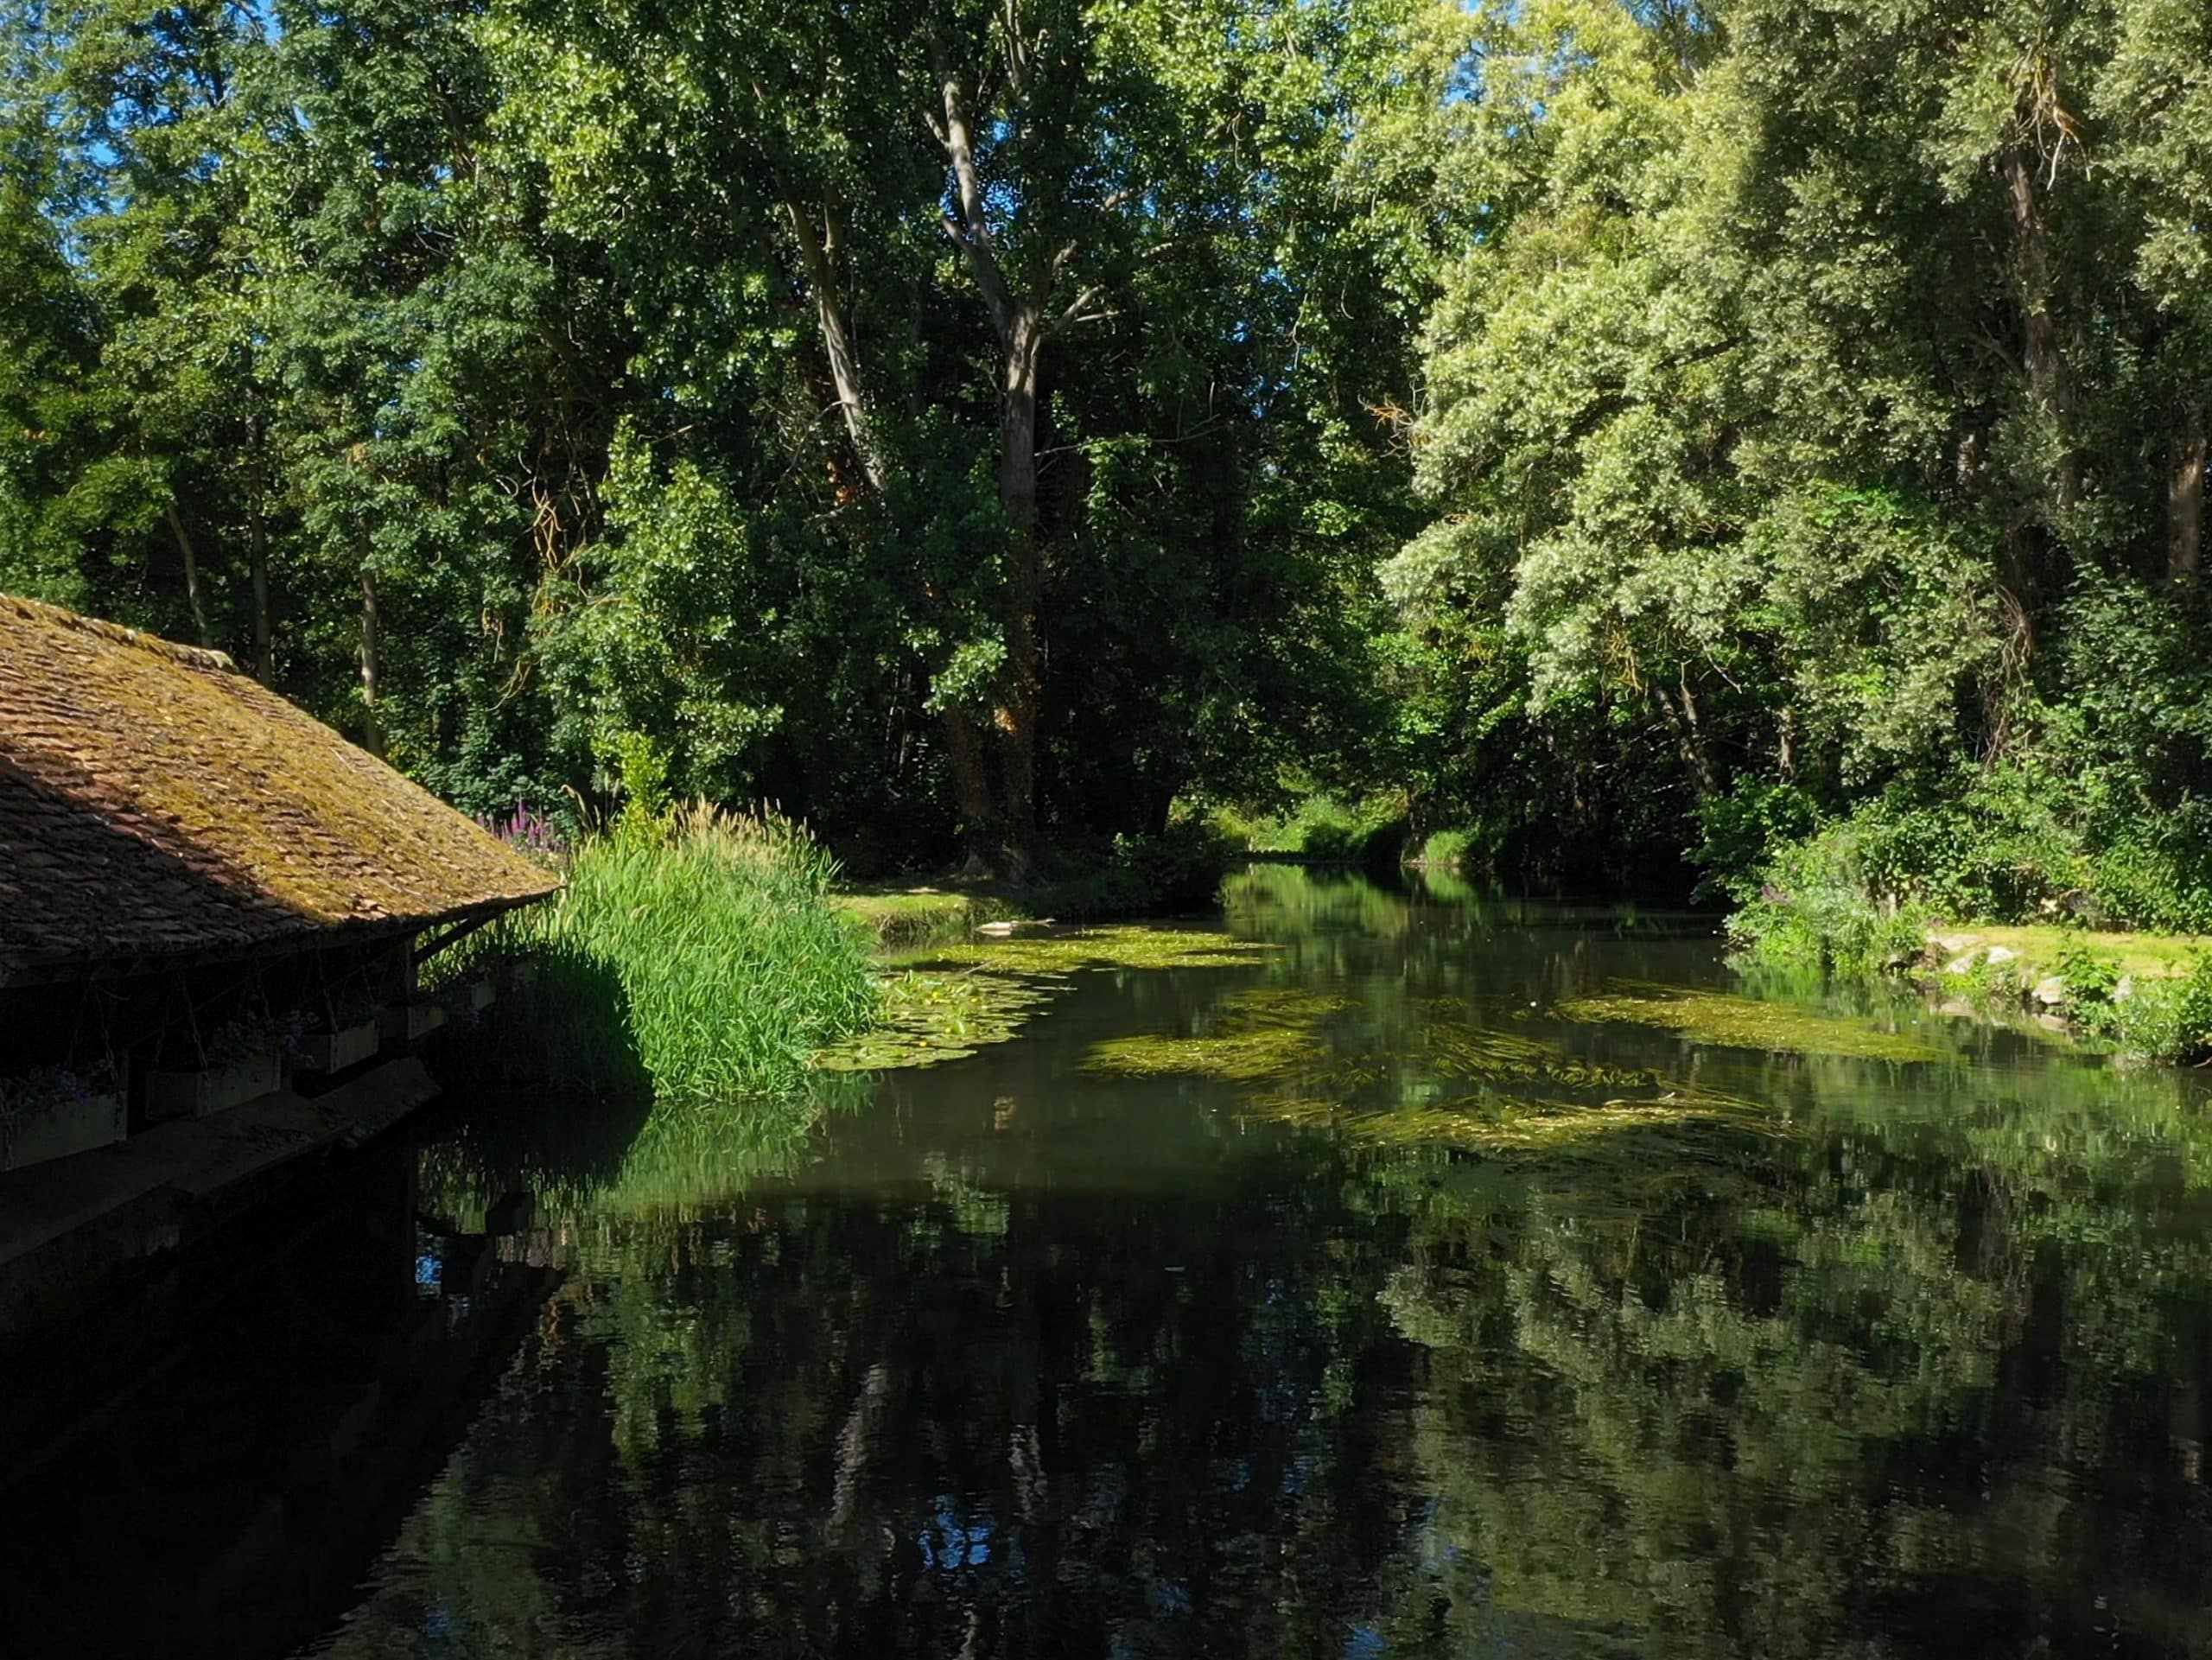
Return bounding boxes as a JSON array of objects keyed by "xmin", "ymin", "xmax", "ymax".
[{"xmin": 24, "ymin": 867, "xmax": 2212, "ymax": 1657}]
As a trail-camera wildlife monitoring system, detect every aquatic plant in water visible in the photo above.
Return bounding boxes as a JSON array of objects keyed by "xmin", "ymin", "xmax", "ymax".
[
  {"xmin": 1082, "ymin": 989, "xmax": 1352, "ymax": 1083},
  {"xmin": 815, "ymin": 971, "xmax": 1056, "ymax": 1071},
  {"xmin": 912, "ymin": 926, "xmax": 1278, "ymax": 976},
  {"xmin": 1081, "ymin": 979, "xmax": 1795, "ymax": 1172},
  {"xmin": 826, "ymin": 927, "xmax": 1284, "ymax": 1071},
  {"xmin": 1554, "ymin": 984, "xmax": 1943, "ymax": 1063}
]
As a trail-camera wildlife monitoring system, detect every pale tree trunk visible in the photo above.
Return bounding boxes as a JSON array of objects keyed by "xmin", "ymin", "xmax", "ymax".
[
  {"xmin": 935, "ymin": 55, "xmax": 1102, "ymax": 873},
  {"xmin": 164, "ymin": 501, "xmax": 213, "ymax": 648},
  {"xmin": 2171, "ymin": 395, "xmax": 2206, "ymax": 580},
  {"xmin": 996, "ymin": 304, "xmax": 1045, "ymax": 854},
  {"xmin": 359, "ymin": 568, "xmax": 385, "ymax": 760},
  {"xmin": 782, "ymin": 197, "xmax": 887, "ymax": 494},
  {"xmin": 778, "ymin": 192, "xmax": 1012, "ymax": 859},
  {"xmin": 1657, "ymin": 674, "xmax": 1716, "ymax": 800}
]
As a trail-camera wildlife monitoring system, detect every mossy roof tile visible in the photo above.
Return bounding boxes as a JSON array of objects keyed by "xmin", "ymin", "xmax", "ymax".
[{"xmin": 0, "ymin": 595, "xmax": 556, "ymax": 985}]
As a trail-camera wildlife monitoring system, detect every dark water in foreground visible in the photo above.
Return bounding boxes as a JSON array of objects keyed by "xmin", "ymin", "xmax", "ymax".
[{"xmin": 18, "ymin": 866, "xmax": 2212, "ymax": 1657}]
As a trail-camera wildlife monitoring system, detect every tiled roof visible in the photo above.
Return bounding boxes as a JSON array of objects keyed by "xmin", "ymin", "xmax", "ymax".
[{"xmin": 0, "ymin": 595, "xmax": 557, "ymax": 987}]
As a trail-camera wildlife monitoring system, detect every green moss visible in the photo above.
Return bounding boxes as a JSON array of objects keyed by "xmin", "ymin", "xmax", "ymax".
[{"xmin": 1554, "ymin": 985, "xmax": 1942, "ymax": 1063}]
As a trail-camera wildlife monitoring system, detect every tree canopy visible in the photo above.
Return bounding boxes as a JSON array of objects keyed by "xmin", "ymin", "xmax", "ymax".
[{"xmin": 6, "ymin": 0, "xmax": 2210, "ymax": 907}]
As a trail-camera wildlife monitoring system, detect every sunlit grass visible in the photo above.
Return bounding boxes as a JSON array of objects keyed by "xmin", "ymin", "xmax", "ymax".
[{"xmin": 458, "ymin": 805, "xmax": 880, "ymax": 1103}]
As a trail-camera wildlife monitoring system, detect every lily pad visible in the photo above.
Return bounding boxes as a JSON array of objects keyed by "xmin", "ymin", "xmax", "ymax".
[{"xmin": 814, "ymin": 970, "xmax": 1053, "ymax": 1072}]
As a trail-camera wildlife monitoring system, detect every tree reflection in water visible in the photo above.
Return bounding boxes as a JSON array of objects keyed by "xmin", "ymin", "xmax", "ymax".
[{"xmin": 312, "ymin": 869, "xmax": 2212, "ymax": 1659}]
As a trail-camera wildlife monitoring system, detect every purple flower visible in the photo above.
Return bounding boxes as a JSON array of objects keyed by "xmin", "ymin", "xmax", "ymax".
[{"xmin": 481, "ymin": 800, "xmax": 565, "ymax": 860}]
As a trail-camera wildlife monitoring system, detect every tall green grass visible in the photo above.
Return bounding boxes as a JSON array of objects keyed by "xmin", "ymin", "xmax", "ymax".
[{"xmin": 454, "ymin": 806, "xmax": 879, "ymax": 1103}]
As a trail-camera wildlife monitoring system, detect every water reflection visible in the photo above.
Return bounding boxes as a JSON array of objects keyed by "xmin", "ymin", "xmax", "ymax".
[
  {"xmin": 303, "ymin": 868, "xmax": 2212, "ymax": 1655},
  {"xmin": 0, "ymin": 1146, "xmax": 557, "ymax": 1660}
]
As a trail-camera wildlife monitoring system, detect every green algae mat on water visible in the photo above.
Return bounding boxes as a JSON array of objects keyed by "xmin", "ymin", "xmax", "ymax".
[
  {"xmin": 916, "ymin": 926, "xmax": 1278, "ymax": 976},
  {"xmin": 1554, "ymin": 983, "xmax": 1945, "ymax": 1063},
  {"xmin": 1083, "ymin": 989, "xmax": 1351, "ymax": 1083},
  {"xmin": 1084, "ymin": 986, "xmax": 1791, "ymax": 1169},
  {"xmin": 816, "ymin": 925, "xmax": 1280, "ymax": 1072}
]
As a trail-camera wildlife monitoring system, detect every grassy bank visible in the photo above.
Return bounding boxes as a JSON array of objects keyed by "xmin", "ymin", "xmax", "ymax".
[
  {"xmin": 444, "ymin": 806, "xmax": 879, "ymax": 1103},
  {"xmin": 1732, "ymin": 881, "xmax": 2212, "ymax": 1064}
]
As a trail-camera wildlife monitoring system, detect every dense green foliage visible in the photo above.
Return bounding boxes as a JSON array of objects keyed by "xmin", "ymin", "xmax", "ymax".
[
  {"xmin": 1382, "ymin": 0, "xmax": 2212, "ymax": 919},
  {"xmin": 0, "ymin": 0, "xmax": 1433, "ymax": 872},
  {"xmin": 457, "ymin": 807, "xmax": 880, "ymax": 1102},
  {"xmin": 7, "ymin": 0, "xmax": 2211, "ymax": 921}
]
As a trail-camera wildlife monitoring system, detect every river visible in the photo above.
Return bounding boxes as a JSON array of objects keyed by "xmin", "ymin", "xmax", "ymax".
[{"xmin": 17, "ymin": 865, "xmax": 2212, "ymax": 1657}]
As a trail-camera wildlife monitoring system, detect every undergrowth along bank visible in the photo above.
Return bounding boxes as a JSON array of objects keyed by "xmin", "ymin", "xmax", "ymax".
[
  {"xmin": 442, "ymin": 805, "xmax": 879, "ymax": 1103},
  {"xmin": 1726, "ymin": 821, "xmax": 2212, "ymax": 1064}
]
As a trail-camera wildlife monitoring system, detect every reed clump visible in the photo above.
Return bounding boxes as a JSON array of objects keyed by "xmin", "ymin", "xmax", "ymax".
[{"xmin": 470, "ymin": 805, "xmax": 879, "ymax": 1103}]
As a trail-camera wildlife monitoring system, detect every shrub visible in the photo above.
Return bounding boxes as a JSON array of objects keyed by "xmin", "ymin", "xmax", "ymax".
[
  {"xmin": 1726, "ymin": 817, "xmax": 1927, "ymax": 978},
  {"xmin": 1237, "ymin": 794, "xmax": 1408, "ymax": 866},
  {"xmin": 2114, "ymin": 957, "xmax": 2212, "ymax": 1064},
  {"xmin": 2053, "ymin": 938, "xmax": 2122, "ymax": 1005},
  {"xmin": 1414, "ymin": 826, "xmax": 1480, "ymax": 869}
]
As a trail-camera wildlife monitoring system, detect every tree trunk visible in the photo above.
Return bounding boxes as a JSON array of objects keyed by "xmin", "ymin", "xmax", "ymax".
[
  {"xmin": 937, "ymin": 60, "xmax": 1056, "ymax": 871},
  {"xmin": 1657, "ymin": 675, "xmax": 1716, "ymax": 800},
  {"xmin": 359, "ymin": 569, "xmax": 385, "ymax": 760},
  {"xmin": 995, "ymin": 306, "xmax": 1045, "ymax": 863},
  {"xmin": 2003, "ymin": 152, "xmax": 2079, "ymax": 512},
  {"xmin": 164, "ymin": 502, "xmax": 213, "ymax": 648},
  {"xmin": 942, "ymin": 705, "xmax": 996, "ymax": 867},
  {"xmin": 2172, "ymin": 395, "xmax": 2206, "ymax": 580},
  {"xmin": 783, "ymin": 197, "xmax": 887, "ymax": 494},
  {"xmin": 249, "ymin": 512, "xmax": 271, "ymax": 682}
]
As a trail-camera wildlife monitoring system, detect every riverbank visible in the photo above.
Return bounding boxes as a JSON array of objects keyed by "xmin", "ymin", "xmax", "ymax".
[{"xmin": 1741, "ymin": 904, "xmax": 2212, "ymax": 1064}]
